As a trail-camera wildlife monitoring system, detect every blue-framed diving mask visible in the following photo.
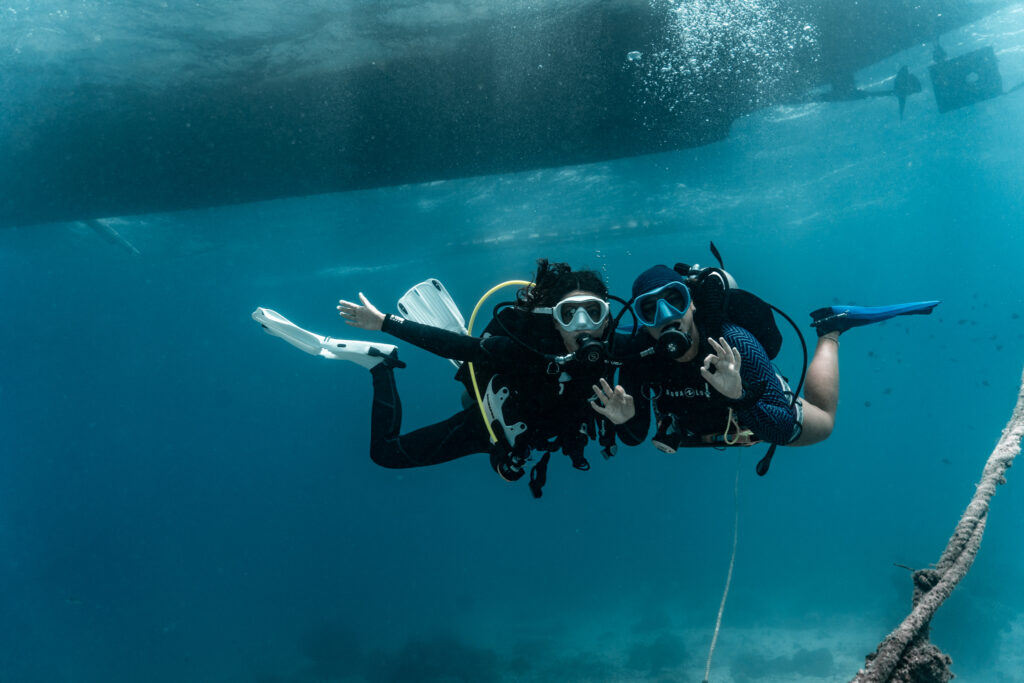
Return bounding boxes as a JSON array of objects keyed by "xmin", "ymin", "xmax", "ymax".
[
  {"xmin": 535, "ymin": 295, "xmax": 611, "ymax": 333},
  {"xmin": 632, "ymin": 281, "xmax": 692, "ymax": 328}
]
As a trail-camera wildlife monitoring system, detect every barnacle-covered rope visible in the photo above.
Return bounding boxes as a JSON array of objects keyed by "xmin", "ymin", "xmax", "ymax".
[{"xmin": 852, "ymin": 367, "xmax": 1024, "ymax": 683}]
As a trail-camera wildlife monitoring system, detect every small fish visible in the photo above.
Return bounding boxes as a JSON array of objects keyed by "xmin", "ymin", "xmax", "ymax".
[
  {"xmin": 893, "ymin": 65, "xmax": 922, "ymax": 119},
  {"xmin": 864, "ymin": 401, "xmax": 872, "ymax": 408}
]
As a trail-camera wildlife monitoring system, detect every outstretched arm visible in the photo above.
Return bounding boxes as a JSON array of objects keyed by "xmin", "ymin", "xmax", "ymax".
[
  {"xmin": 338, "ymin": 293, "xmax": 385, "ymax": 330},
  {"xmin": 337, "ymin": 293, "xmax": 529, "ymax": 367}
]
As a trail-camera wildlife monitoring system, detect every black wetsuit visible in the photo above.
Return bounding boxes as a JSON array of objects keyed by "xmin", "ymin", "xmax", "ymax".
[
  {"xmin": 369, "ymin": 312, "xmax": 614, "ymax": 470},
  {"xmin": 618, "ymin": 322, "xmax": 800, "ymax": 448}
]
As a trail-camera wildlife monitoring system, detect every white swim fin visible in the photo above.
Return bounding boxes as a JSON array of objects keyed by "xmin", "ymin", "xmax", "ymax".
[
  {"xmin": 252, "ymin": 307, "xmax": 399, "ymax": 370},
  {"xmin": 396, "ymin": 279, "xmax": 467, "ymax": 368}
]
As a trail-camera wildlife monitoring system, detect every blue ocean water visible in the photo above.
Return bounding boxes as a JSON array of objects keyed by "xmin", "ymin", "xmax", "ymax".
[{"xmin": 2, "ymin": 3, "xmax": 1024, "ymax": 683}]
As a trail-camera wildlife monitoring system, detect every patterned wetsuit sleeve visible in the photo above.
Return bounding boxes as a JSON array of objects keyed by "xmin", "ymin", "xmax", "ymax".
[
  {"xmin": 380, "ymin": 315, "xmax": 531, "ymax": 369},
  {"xmin": 724, "ymin": 324, "xmax": 797, "ymax": 445},
  {"xmin": 615, "ymin": 362, "xmax": 651, "ymax": 446}
]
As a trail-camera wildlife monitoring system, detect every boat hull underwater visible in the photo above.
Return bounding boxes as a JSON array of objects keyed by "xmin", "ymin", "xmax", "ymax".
[{"xmin": 0, "ymin": 0, "xmax": 1008, "ymax": 228}]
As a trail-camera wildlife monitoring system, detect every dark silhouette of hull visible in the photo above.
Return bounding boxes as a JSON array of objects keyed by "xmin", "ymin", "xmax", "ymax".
[{"xmin": 0, "ymin": 0, "xmax": 1005, "ymax": 228}]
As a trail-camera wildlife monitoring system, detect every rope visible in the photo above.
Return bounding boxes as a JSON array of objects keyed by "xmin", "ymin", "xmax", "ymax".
[
  {"xmin": 851, "ymin": 366, "xmax": 1024, "ymax": 683},
  {"xmin": 703, "ymin": 451, "xmax": 742, "ymax": 683},
  {"xmin": 723, "ymin": 408, "xmax": 741, "ymax": 445}
]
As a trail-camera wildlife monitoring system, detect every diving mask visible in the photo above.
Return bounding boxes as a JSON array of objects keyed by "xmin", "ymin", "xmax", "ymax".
[
  {"xmin": 535, "ymin": 295, "xmax": 610, "ymax": 333},
  {"xmin": 632, "ymin": 281, "xmax": 692, "ymax": 328}
]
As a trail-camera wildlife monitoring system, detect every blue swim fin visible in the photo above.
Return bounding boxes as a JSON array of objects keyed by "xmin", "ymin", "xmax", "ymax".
[{"xmin": 810, "ymin": 300, "xmax": 940, "ymax": 337}]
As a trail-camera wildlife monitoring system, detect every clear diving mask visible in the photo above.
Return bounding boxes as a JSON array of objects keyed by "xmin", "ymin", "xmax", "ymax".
[{"xmin": 535, "ymin": 295, "xmax": 611, "ymax": 333}]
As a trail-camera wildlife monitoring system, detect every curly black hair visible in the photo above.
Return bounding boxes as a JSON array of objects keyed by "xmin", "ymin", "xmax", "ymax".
[{"xmin": 516, "ymin": 259, "xmax": 608, "ymax": 309}]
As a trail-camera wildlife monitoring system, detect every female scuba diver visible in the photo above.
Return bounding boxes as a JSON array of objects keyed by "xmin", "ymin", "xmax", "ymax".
[
  {"xmin": 335, "ymin": 260, "xmax": 633, "ymax": 495},
  {"xmin": 616, "ymin": 263, "xmax": 939, "ymax": 474}
]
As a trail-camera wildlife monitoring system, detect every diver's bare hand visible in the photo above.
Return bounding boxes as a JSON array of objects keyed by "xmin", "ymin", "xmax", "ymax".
[
  {"xmin": 590, "ymin": 377, "xmax": 635, "ymax": 424},
  {"xmin": 701, "ymin": 336, "xmax": 743, "ymax": 400},
  {"xmin": 337, "ymin": 293, "xmax": 386, "ymax": 331}
]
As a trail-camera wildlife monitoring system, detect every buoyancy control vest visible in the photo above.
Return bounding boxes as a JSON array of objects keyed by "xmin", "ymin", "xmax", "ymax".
[
  {"xmin": 628, "ymin": 246, "xmax": 809, "ymax": 476},
  {"xmin": 455, "ymin": 306, "xmax": 615, "ymax": 496}
]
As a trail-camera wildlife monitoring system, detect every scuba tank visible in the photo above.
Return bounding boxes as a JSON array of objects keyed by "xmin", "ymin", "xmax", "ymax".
[{"xmin": 673, "ymin": 263, "xmax": 783, "ymax": 361}]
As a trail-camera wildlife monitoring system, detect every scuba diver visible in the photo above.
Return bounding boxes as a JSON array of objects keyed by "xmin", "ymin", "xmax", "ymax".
[
  {"xmin": 255, "ymin": 259, "xmax": 622, "ymax": 497},
  {"xmin": 614, "ymin": 261, "xmax": 940, "ymax": 474},
  {"xmin": 798, "ymin": 66, "xmax": 922, "ymax": 120}
]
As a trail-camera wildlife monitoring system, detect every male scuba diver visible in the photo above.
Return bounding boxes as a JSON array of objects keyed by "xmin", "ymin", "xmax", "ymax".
[
  {"xmin": 328, "ymin": 260, "xmax": 626, "ymax": 496},
  {"xmin": 615, "ymin": 264, "xmax": 939, "ymax": 472}
]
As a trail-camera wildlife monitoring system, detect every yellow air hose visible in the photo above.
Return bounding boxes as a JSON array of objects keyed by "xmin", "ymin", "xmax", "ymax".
[{"xmin": 466, "ymin": 280, "xmax": 533, "ymax": 444}]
